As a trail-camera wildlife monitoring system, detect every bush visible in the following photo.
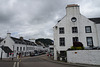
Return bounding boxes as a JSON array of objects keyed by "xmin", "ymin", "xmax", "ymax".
[
  {"xmin": 71, "ymin": 46, "xmax": 75, "ymax": 50},
  {"xmin": 76, "ymin": 47, "xmax": 84, "ymax": 50},
  {"xmin": 73, "ymin": 42, "xmax": 83, "ymax": 47},
  {"xmin": 70, "ymin": 46, "xmax": 84, "ymax": 50},
  {"xmin": 68, "ymin": 42, "xmax": 84, "ymax": 50}
]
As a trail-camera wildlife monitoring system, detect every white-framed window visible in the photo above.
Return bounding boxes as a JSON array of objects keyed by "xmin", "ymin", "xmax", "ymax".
[
  {"xmin": 71, "ymin": 17, "xmax": 77, "ymax": 22},
  {"xmin": 86, "ymin": 37, "xmax": 93, "ymax": 47},
  {"xmin": 85, "ymin": 26, "xmax": 92, "ymax": 33},
  {"xmin": 73, "ymin": 37, "xmax": 78, "ymax": 42},
  {"xmin": 59, "ymin": 27, "xmax": 64, "ymax": 34},
  {"xmin": 17, "ymin": 47, "xmax": 19, "ymax": 51},
  {"xmin": 72, "ymin": 27, "xmax": 78, "ymax": 33},
  {"xmin": 59, "ymin": 37, "xmax": 65, "ymax": 46},
  {"xmin": 23, "ymin": 47, "xmax": 25, "ymax": 51},
  {"xmin": 20, "ymin": 47, "xmax": 22, "ymax": 51}
]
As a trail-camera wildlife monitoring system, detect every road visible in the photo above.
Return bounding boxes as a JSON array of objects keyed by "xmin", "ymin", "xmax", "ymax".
[
  {"xmin": 0, "ymin": 55, "xmax": 100, "ymax": 67},
  {"xmin": 20, "ymin": 55, "xmax": 77, "ymax": 67},
  {"xmin": 0, "ymin": 62, "xmax": 14, "ymax": 67}
]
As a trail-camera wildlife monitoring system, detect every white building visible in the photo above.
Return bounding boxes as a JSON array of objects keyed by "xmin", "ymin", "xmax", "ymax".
[
  {"xmin": 54, "ymin": 4, "xmax": 100, "ymax": 60},
  {"xmin": 0, "ymin": 33, "xmax": 38, "ymax": 58}
]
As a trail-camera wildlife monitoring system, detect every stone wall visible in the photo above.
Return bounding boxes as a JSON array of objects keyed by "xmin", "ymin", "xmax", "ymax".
[{"xmin": 67, "ymin": 50, "xmax": 100, "ymax": 65}]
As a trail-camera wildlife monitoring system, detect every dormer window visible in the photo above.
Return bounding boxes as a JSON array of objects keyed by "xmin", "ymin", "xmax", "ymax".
[{"xmin": 71, "ymin": 17, "xmax": 77, "ymax": 22}]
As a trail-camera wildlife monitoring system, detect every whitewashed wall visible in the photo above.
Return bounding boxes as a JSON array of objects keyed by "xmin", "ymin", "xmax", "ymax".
[
  {"xmin": 96, "ymin": 24, "xmax": 100, "ymax": 47},
  {"xmin": 67, "ymin": 50, "xmax": 100, "ymax": 65},
  {"xmin": 0, "ymin": 33, "xmax": 38, "ymax": 58},
  {"xmin": 0, "ymin": 48, "xmax": 7, "ymax": 58},
  {"xmin": 1, "ymin": 33, "xmax": 15, "ymax": 51},
  {"xmin": 54, "ymin": 5, "xmax": 99, "ymax": 60}
]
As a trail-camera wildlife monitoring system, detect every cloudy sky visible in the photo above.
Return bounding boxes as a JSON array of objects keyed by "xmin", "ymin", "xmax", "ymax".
[{"xmin": 0, "ymin": 0, "xmax": 100, "ymax": 40}]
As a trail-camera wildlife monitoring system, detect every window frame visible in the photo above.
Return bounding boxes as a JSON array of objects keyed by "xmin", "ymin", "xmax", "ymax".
[
  {"xmin": 73, "ymin": 37, "xmax": 79, "ymax": 42},
  {"xmin": 20, "ymin": 47, "xmax": 22, "ymax": 51},
  {"xmin": 23, "ymin": 47, "xmax": 25, "ymax": 51},
  {"xmin": 59, "ymin": 37, "xmax": 65, "ymax": 46},
  {"xmin": 86, "ymin": 37, "xmax": 93, "ymax": 47},
  {"xmin": 60, "ymin": 51, "xmax": 66, "ymax": 57},
  {"xmin": 59, "ymin": 27, "xmax": 64, "ymax": 34},
  {"xmin": 17, "ymin": 47, "xmax": 19, "ymax": 51},
  {"xmin": 72, "ymin": 27, "xmax": 78, "ymax": 33},
  {"xmin": 71, "ymin": 17, "xmax": 77, "ymax": 22},
  {"xmin": 85, "ymin": 26, "xmax": 92, "ymax": 33}
]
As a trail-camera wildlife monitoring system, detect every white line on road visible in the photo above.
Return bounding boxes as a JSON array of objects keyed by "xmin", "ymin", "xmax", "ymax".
[
  {"xmin": 17, "ymin": 62, "xmax": 19, "ymax": 67},
  {"xmin": 13, "ymin": 62, "xmax": 16, "ymax": 67}
]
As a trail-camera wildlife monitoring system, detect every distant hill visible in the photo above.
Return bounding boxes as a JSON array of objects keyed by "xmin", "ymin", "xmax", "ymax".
[{"xmin": 35, "ymin": 38, "xmax": 53, "ymax": 47}]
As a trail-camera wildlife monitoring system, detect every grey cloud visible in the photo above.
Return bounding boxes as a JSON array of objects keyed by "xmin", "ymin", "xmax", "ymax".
[{"xmin": 0, "ymin": 0, "xmax": 100, "ymax": 39}]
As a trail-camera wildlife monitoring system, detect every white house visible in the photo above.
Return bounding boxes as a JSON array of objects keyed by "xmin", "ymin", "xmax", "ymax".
[
  {"xmin": 54, "ymin": 4, "xmax": 100, "ymax": 60},
  {"xmin": 49, "ymin": 44, "xmax": 54, "ymax": 53},
  {"xmin": 0, "ymin": 33, "xmax": 38, "ymax": 58}
]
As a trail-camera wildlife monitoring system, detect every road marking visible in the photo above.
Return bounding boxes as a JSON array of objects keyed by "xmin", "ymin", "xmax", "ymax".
[
  {"xmin": 17, "ymin": 62, "xmax": 19, "ymax": 67},
  {"xmin": 13, "ymin": 62, "xmax": 16, "ymax": 67}
]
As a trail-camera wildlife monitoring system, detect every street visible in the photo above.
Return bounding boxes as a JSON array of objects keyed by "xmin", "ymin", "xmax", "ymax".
[
  {"xmin": 0, "ymin": 62, "xmax": 14, "ymax": 67},
  {"xmin": 0, "ymin": 55, "xmax": 100, "ymax": 67},
  {"xmin": 19, "ymin": 55, "xmax": 100, "ymax": 67},
  {"xmin": 20, "ymin": 55, "xmax": 77, "ymax": 67}
]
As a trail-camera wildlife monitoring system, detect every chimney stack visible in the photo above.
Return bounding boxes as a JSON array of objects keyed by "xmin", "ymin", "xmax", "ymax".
[
  {"xmin": 7, "ymin": 33, "xmax": 11, "ymax": 37},
  {"xmin": 66, "ymin": 4, "xmax": 80, "ymax": 16},
  {"xmin": 20, "ymin": 37, "xmax": 23, "ymax": 40}
]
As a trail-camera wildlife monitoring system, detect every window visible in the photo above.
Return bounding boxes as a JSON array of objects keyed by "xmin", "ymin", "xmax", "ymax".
[
  {"xmin": 86, "ymin": 37, "xmax": 93, "ymax": 47},
  {"xmin": 72, "ymin": 27, "xmax": 78, "ymax": 33},
  {"xmin": 73, "ymin": 37, "xmax": 78, "ymax": 42},
  {"xmin": 85, "ymin": 26, "xmax": 92, "ymax": 33},
  {"xmin": 59, "ymin": 37, "xmax": 65, "ymax": 46},
  {"xmin": 19, "ymin": 42, "xmax": 21, "ymax": 44},
  {"xmin": 17, "ymin": 47, "xmax": 19, "ymax": 51},
  {"xmin": 20, "ymin": 47, "xmax": 22, "ymax": 51},
  {"xmin": 59, "ymin": 27, "xmax": 64, "ymax": 34},
  {"xmin": 60, "ymin": 51, "xmax": 66, "ymax": 57},
  {"xmin": 23, "ymin": 47, "xmax": 25, "ymax": 51},
  {"xmin": 71, "ymin": 17, "xmax": 77, "ymax": 22}
]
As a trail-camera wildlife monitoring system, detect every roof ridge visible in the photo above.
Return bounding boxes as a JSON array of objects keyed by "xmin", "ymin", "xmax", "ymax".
[{"xmin": 11, "ymin": 36, "xmax": 35, "ymax": 46}]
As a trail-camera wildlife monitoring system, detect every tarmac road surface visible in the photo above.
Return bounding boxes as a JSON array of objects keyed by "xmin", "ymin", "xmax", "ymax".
[
  {"xmin": 19, "ymin": 55, "xmax": 99, "ymax": 67},
  {"xmin": 0, "ymin": 62, "xmax": 14, "ymax": 67}
]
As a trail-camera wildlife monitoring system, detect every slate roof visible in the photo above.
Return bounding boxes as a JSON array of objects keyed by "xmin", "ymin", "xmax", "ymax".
[
  {"xmin": 89, "ymin": 18, "xmax": 100, "ymax": 24},
  {"xmin": 1, "ymin": 46, "xmax": 13, "ymax": 53},
  {"xmin": 11, "ymin": 37, "xmax": 36, "ymax": 46}
]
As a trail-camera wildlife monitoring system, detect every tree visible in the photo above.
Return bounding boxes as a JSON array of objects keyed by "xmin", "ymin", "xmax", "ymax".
[{"xmin": 35, "ymin": 38, "xmax": 53, "ymax": 47}]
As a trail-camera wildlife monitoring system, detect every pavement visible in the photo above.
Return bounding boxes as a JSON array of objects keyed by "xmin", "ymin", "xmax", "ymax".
[{"xmin": 40, "ymin": 54, "xmax": 100, "ymax": 67}]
